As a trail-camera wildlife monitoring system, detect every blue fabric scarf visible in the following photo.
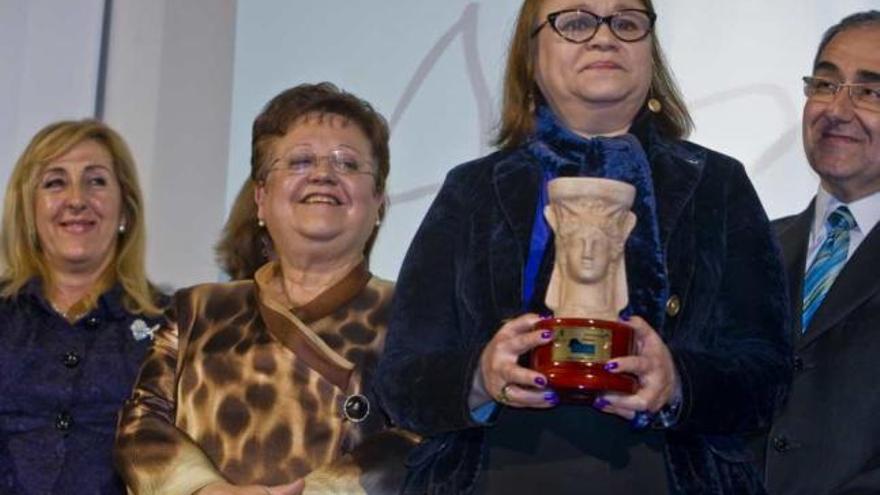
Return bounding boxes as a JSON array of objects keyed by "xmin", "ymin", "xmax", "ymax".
[{"xmin": 524, "ymin": 106, "xmax": 669, "ymax": 330}]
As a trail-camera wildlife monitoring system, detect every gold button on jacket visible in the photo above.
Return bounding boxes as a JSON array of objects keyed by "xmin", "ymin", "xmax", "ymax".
[{"xmin": 666, "ymin": 295, "xmax": 681, "ymax": 317}]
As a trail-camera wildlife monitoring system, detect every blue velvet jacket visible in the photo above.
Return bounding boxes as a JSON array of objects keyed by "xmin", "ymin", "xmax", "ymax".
[
  {"xmin": 376, "ymin": 113, "xmax": 792, "ymax": 494},
  {"xmin": 0, "ymin": 280, "xmax": 165, "ymax": 494}
]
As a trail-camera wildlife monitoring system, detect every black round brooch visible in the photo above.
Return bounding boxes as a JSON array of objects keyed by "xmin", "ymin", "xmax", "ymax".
[{"xmin": 343, "ymin": 394, "xmax": 370, "ymax": 423}]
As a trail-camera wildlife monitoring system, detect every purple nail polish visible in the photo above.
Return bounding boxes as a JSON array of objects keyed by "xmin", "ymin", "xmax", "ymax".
[
  {"xmin": 620, "ymin": 314, "xmax": 631, "ymax": 322},
  {"xmin": 549, "ymin": 397, "xmax": 560, "ymax": 406},
  {"xmin": 534, "ymin": 376, "xmax": 547, "ymax": 387},
  {"xmin": 544, "ymin": 391, "xmax": 558, "ymax": 402},
  {"xmin": 604, "ymin": 362, "xmax": 619, "ymax": 371},
  {"xmin": 541, "ymin": 330, "xmax": 552, "ymax": 339},
  {"xmin": 593, "ymin": 397, "xmax": 610, "ymax": 410}
]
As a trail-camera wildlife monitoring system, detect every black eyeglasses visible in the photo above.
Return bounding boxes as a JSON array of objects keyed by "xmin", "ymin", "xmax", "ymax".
[
  {"xmin": 803, "ymin": 76, "xmax": 880, "ymax": 113},
  {"xmin": 532, "ymin": 9, "xmax": 656, "ymax": 43}
]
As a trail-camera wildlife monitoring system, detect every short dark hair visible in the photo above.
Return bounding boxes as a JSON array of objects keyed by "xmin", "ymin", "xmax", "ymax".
[
  {"xmin": 250, "ymin": 82, "xmax": 390, "ymax": 194},
  {"xmin": 814, "ymin": 10, "xmax": 880, "ymax": 69}
]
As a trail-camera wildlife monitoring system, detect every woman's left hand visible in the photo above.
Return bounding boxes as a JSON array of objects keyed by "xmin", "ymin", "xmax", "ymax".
[{"xmin": 593, "ymin": 316, "xmax": 680, "ymax": 422}]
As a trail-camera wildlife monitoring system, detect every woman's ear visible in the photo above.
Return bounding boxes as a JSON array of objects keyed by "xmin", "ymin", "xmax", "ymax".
[
  {"xmin": 254, "ymin": 182, "xmax": 266, "ymax": 212},
  {"xmin": 378, "ymin": 193, "xmax": 389, "ymax": 223},
  {"xmin": 254, "ymin": 181, "xmax": 267, "ymax": 224}
]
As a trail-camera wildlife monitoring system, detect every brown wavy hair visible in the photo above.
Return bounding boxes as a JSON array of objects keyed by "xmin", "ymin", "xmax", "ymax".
[
  {"xmin": 215, "ymin": 179, "xmax": 274, "ymax": 280},
  {"xmin": 250, "ymin": 82, "xmax": 390, "ymax": 196}
]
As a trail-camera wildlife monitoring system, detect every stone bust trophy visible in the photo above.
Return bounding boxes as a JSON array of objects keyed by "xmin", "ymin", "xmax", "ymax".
[{"xmin": 530, "ymin": 177, "xmax": 639, "ymax": 401}]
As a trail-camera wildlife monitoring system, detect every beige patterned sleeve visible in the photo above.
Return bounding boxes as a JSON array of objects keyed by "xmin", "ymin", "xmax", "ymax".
[{"xmin": 114, "ymin": 294, "xmax": 225, "ymax": 495}]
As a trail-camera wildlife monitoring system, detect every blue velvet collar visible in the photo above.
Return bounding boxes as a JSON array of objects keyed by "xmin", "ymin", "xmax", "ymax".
[{"xmin": 525, "ymin": 106, "xmax": 670, "ymax": 329}]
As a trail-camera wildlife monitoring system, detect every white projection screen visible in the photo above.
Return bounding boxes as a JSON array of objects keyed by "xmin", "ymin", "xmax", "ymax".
[
  {"xmin": 0, "ymin": 0, "xmax": 105, "ymax": 207},
  {"xmin": 227, "ymin": 0, "xmax": 878, "ymax": 281},
  {"xmin": 2, "ymin": 1, "xmax": 877, "ymax": 285}
]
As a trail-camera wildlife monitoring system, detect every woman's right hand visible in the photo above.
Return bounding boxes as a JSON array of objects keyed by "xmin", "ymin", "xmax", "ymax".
[
  {"xmin": 474, "ymin": 313, "xmax": 558, "ymax": 409},
  {"xmin": 196, "ymin": 479, "xmax": 305, "ymax": 495}
]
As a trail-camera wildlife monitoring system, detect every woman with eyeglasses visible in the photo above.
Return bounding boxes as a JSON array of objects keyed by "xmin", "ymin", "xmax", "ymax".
[
  {"xmin": 115, "ymin": 83, "xmax": 407, "ymax": 495},
  {"xmin": 376, "ymin": 0, "xmax": 791, "ymax": 493}
]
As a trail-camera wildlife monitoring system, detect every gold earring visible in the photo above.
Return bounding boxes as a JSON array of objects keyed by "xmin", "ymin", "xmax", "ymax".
[{"xmin": 647, "ymin": 88, "xmax": 662, "ymax": 113}]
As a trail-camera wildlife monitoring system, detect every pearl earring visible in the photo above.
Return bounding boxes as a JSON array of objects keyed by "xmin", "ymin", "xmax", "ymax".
[
  {"xmin": 118, "ymin": 223, "xmax": 126, "ymax": 234},
  {"xmin": 258, "ymin": 218, "xmax": 265, "ymax": 227}
]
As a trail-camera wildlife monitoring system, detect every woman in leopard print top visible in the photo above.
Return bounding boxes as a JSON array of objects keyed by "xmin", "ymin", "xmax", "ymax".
[{"xmin": 115, "ymin": 83, "xmax": 404, "ymax": 495}]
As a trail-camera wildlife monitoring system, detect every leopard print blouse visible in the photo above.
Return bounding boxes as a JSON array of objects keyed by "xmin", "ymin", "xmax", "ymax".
[{"xmin": 114, "ymin": 261, "xmax": 393, "ymax": 494}]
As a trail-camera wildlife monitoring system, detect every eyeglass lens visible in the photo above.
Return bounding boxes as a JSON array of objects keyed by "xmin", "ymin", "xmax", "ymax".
[
  {"xmin": 803, "ymin": 77, "xmax": 880, "ymax": 112},
  {"xmin": 275, "ymin": 149, "xmax": 373, "ymax": 175},
  {"xmin": 552, "ymin": 10, "xmax": 653, "ymax": 43}
]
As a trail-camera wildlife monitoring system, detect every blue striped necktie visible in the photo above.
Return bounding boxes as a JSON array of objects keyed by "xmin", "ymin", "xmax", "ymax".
[{"xmin": 802, "ymin": 206, "xmax": 856, "ymax": 332}]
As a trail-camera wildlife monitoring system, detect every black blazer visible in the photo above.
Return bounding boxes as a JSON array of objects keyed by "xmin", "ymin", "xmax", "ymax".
[
  {"xmin": 762, "ymin": 203, "xmax": 880, "ymax": 494},
  {"xmin": 377, "ymin": 117, "xmax": 792, "ymax": 494}
]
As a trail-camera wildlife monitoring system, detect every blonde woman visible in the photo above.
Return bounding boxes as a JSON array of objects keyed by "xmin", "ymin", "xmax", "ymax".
[{"xmin": 0, "ymin": 120, "xmax": 165, "ymax": 494}]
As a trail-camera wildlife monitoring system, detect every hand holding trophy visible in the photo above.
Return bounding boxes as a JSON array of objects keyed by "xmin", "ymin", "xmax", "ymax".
[{"xmin": 530, "ymin": 177, "xmax": 638, "ymax": 402}]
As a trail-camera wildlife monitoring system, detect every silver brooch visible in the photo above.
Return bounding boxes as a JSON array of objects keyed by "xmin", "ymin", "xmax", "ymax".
[{"xmin": 130, "ymin": 319, "xmax": 159, "ymax": 341}]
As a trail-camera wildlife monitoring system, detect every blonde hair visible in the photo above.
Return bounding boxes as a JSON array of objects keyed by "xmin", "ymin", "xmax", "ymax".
[
  {"xmin": 0, "ymin": 119, "xmax": 160, "ymax": 315},
  {"xmin": 495, "ymin": 0, "xmax": 694, "ymax": 148}
]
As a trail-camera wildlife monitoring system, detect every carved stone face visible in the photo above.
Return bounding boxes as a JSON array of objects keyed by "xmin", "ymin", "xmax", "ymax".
[
  {"xmin": 543, "ymin": 177, "xmax": 636, "ymax": 319},
  {"xmin": 563, "ymin": 224, "xmax": 613, "ymax": 284}
]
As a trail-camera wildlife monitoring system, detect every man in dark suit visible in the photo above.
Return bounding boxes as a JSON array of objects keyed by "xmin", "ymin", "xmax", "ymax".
[{"xmin": 758, "ymin": 10, "xmax": 880, "ymax": 495}]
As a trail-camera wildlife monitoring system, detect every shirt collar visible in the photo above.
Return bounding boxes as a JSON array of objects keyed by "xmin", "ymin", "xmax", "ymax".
[
  {"xmin": 814, "ymin": 185, "xmax": 880, "ymax": 237},
  {"xmin": 254, "ymin": 260, "xmax": 370, "ymax": 324},
  {"xmin": 19, "ymin": 277, "xmax": 129, "ymax": 321}
]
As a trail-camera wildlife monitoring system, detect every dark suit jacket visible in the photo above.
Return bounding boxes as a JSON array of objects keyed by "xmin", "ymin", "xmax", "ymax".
[
  {"xmin": 762, "ymin": 202, "xmax": 880, "ymax": 494},
  {"xmin": 377, "ymin": 115, "xmax": 792, "ymax": 494}
]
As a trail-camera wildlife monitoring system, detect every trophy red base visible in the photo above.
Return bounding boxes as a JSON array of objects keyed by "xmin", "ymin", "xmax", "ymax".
[{"xmin": 530, "ymin": 317, "xmax": 637, "ymax": 403}]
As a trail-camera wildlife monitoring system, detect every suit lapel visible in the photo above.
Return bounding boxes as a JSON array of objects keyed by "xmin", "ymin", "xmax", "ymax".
[
  {"xmin": 775, "ymin": 204, "xmax": 814, "ymax": 340},
  {"xmin": 490, "ymin": 152, "xmax": 542, "ymax": 319},
  {"xmin": 803, "ymin": 220, "xmax": 880, "ymax": 346}
]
